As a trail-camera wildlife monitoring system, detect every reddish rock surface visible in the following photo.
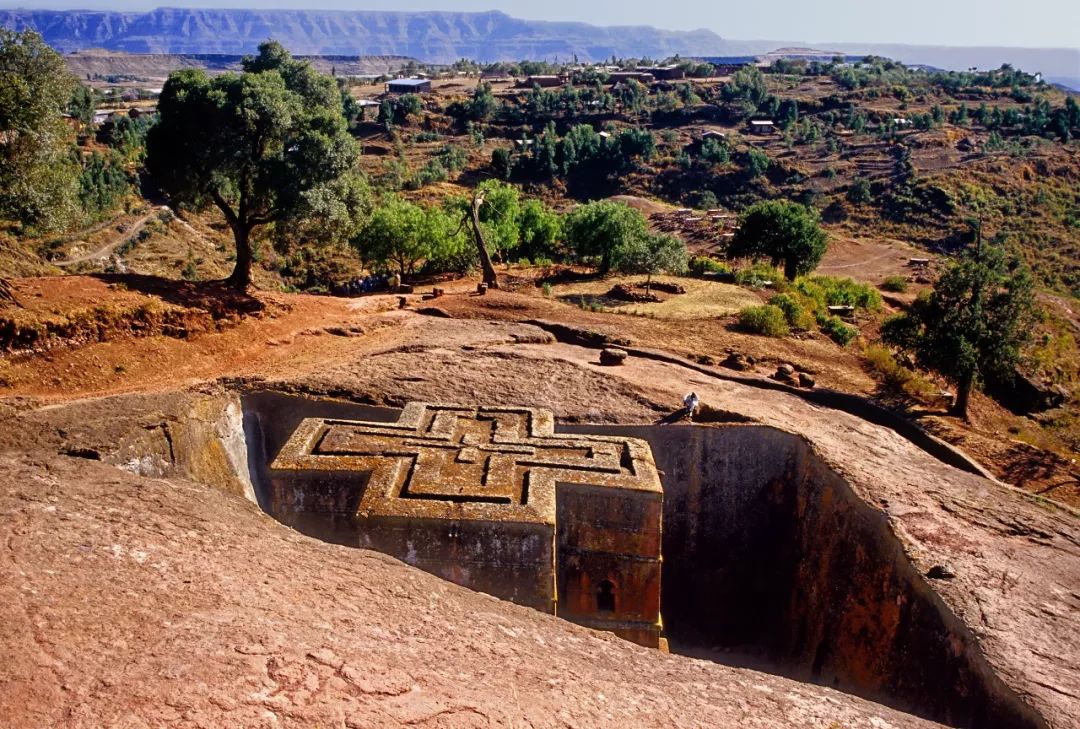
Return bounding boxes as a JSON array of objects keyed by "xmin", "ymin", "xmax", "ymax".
[
  {"xmin": 0, "ymin": 284, "xmax": 1077, "ymax": 728},
  {"xmin": 0, "ymin": 455, "xmax": 943, "ymax": 728}
]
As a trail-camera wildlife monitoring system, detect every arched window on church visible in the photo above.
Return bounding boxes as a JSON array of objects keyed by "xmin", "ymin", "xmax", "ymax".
[{"xmin": 597, "ymin": 580, "xmax": 616, "ymax": 613}]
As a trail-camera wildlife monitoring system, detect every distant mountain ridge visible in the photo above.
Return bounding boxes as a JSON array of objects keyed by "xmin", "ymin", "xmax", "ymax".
[
  {"xmin": 1, "ymin": 8, "xmax": 1076, "ymax": 88},
  {"xmin": 0, "ymin": 8, "xmax": 743, "ymax": 60}
]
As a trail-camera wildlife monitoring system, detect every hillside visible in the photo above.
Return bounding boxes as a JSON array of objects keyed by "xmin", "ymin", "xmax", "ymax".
[{"xmin": 62, "ymin": 50, "xmax": 415, "ymax": 83}]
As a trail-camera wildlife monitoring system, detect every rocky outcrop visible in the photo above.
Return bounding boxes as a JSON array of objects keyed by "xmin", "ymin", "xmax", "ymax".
[{"xmin": 0, "ymin": 453, "xmax": 944, "ymax": 728}]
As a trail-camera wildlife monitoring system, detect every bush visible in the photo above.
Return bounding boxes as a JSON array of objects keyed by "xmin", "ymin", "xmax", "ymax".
[
  {"xmin": 768, "ymin": 293, "xmax": 816, "ymax": 330},
  {"xmin": 737, "ymin": 305, "xmax": 790, "ymax": 337},
  {"xmin": 821, "ymin": 316, "xmax": 858, "ymax": 346},
  {"xmin": 735, "ymin": 262, "xmax": 783, "ymax": 287},
  {"xmin": 689, "ymin": 256, "xmax": 731, "ymax": 275},
  {"xmin": 795, "ymin": 276, "xmax": 882, "ymax": 311},
  {"xmin": 881, "ymin": 275, "xmax": 909, "ymax": 293},
  {"xmin": 746, "ymin": 148, "xmax": 770, "ymax": 177},
  {"xmin": 847, "ymin": 177, "xmax": 872, "ymax": 204},
  {"xmin": 863, "ymin": 344, "xmax": 937, "ymax": 400}
]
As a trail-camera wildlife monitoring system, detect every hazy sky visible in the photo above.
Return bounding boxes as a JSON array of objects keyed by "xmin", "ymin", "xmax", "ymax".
[{"xmin": 5, "ymin": 0, "xmax": 1079, "ymax": 48}]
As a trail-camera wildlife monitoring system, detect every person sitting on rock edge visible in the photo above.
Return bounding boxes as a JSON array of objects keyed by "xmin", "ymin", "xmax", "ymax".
[{"xmin": 683, "ymin": 392, "xmax": 700, "ymax": 420}]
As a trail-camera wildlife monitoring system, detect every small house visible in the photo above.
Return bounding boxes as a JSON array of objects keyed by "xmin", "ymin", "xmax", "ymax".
[
  {"xmin": 607, "ymin": 71, "xmax": 654, "ymax": 85},
  {"xmin": 748, "ymin": 120, "xmax": 776, "ymax": 134},
  {"xmin": 700, "ymin": 129, "xmax": 727, "ymax": 141},
  {"xmin": 386, "ymin": 78, "xmax": 432, "ymax": 94},
  {"xmin": 639, "ymin": 65, "xmax": 685, "ymax": 80},
  {"xmin": 520, "ymin": 75, "xmax": 564, "ymax": 88}
]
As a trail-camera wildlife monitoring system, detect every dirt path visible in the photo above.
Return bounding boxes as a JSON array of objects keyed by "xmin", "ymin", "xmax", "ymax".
[{"xmin": 53, "ymin": 207, "xmax": 165, "ymax": 267}]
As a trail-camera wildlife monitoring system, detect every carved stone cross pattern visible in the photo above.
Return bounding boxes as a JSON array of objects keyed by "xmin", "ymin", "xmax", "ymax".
[{"xmin": 269, "ymin": 402, "xmax": 661, "ymax": 525}]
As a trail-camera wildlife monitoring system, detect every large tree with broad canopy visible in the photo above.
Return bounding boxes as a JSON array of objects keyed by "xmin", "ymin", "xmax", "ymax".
[{"xmin": 146, "ymin": 41, "xmax": 361, "ymax": 290}]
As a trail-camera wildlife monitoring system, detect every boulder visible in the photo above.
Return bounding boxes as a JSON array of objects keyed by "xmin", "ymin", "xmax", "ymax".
[
  {"xmin": 721, "ymin": 352, "xmax": 753, "ymax": 371},
  {"xmin": 927, "ymin": 564, "xmax": 956, "ymax": 580},
  {"xmin": 989, "ymin": 370, "xmax": 1071, "ymax": 415},
  {"xmin": 608, "ymin": 284, "xmax": 660, "ymax": 303},
  {"xmin": 599, "ymin": 348, "xmax": 628, "ymax": 366},
  {"xmin": 798, "ymin": 372, "xmax": 816, "ymax": 388},
  {"xmin": 772, "ymin": 364, "xmax": 798, "ymax": 384}
]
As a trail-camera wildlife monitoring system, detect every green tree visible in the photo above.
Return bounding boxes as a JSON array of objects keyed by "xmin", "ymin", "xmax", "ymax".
[
  {"xmin": 472, "ymin": 179, "xmax": 521, "ymax": 263},
  {"xmin": 847, "ymin": 177, "xmax": 872, "ymax": 204},
  {"xmin": 730, "ymin": 200, "xmax": 828, "ymax": 280},
  {"xmin": 882, "ymin": 244, "xmax": 1036, "ymax": 419},
  {"xmin": 778, "ymin": 99, "xmax": 799, "ymax": 130},
  {"xmin": 612, "ymin": 232, "xmax": 688, "ymax": 294},
  {"xmin": 700, "ymin": 137, "xmax": 729, "ymax": 165},
  {"xmin": 564, "ymin": 200, "xmax": 650, "ymax": 274},
  {"xmin": 517, "ymin": 198, "xmax": 562, "ymax": 261},
  {"xmin": 68, "ymin": 83, "xmax": 95, "ymax": 127},
  {"xmin": 491, "ymin": 147, "xmax": 513, "ymax": 180},
  {"xmin": 146, "ymin": 41, "xmax": 361, "ymax": 290},
  {"xmin": 77, "ymin": 150, "xmax": 131, "ymax": 217},
  {"xmin": 467, "ymin": 81, "xmax": 497, "ymax": 121},
  {"xmin": 0, "ymin": 29, "xmax": 79, "ymax": 231},
  {"xmin": 356, "ymin": 195, "xmax": 463, "ymax": 276},
  {"xmin": 746, "ymin": 148, "xmax": 770, "ymax": 178},
  {"xmin": 102, "ymin": 113, "xmax": 153, "ymax": 162},
  {"xmin": 723, "ymin": 65, "xmax": 768, "ymax": 107}
]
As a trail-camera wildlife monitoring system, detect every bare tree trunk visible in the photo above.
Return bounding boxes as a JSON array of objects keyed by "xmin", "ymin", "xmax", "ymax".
[
  {"xmin": 471, "ymin": 190, "xmax": 499, "ymax": 289},
  {"xmin": 226, "ymin": 224, "xmax": 252, "ymax": 291},
  {"xmin": 952, "ymin": 372, "xmax": 974, "ymax": 420}
]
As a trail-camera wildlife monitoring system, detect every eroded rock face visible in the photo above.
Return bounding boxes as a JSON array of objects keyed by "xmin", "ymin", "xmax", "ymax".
[
  {"xmin": 4, "ymin": 379, "xmax": 1078, "ymax": 728},
  {"xmin": 567, "ymin": 423, "xmax": 1046, "ymax": 728},
  {"xmin": 0, "ymin": 454, "xmax": 944, "ymax": 729}
]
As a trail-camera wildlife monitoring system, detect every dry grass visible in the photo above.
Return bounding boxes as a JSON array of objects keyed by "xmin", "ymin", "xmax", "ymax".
[{"xmin": 550, "ymin": 275, "xmax": 761, "ymax": 321}]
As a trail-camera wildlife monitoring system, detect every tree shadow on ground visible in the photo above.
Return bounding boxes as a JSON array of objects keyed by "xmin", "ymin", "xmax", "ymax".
[{"xmin": 90, "ymin": 273, "xmax": 264, "ymax": 318}]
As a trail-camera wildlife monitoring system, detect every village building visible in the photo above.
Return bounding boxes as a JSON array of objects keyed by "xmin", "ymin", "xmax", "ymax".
[
  {"xmin": 638, "ymin": 65, "xmax": 685, "ymax": 80},
  {"xmin": 607, "ymin": 71, "xmax": 654, "ymax": 85},
  {"xmin": 268, "ymin": 402, "xmax": 665, "ymax": 648},
  {"xmin": 386, "ymin": 78, "xmax": 431, "ymax": 94},
  {"xmin": 519, "ymin": 75, "xmax": 564, "ymax": 88},
  {"xmin": 748, "ymin": 119, "xmax": 777, "ymax": 134}
]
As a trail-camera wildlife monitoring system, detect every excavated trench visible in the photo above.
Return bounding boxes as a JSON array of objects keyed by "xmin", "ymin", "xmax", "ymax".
[{"xmin": 235, "ymin": 391, "xmax": 1042, "ymax": 729}]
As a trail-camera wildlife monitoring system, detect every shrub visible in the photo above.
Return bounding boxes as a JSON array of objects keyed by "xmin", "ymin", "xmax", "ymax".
[
  {"xmin": 689, "ymin": 256, "xmax": 732, "ymax": 275},
  {"xmin": 863, "ymin": 344, "xmax": 937, "ymax": 400},
  {"xmin": 541, "ymin": 282, "xmax": 553, "ymax": 297},
  {"xmin": 822, "ymin": 316, "xmax": 858, "ymax": 346},
  {"xmin": 881, "ymin": 275, "xmax": 909, "ymax": 293},
  {"xmin": 768, "ymin": 293, "xmax": 816, "ymax": 330},
  {"xmin": 737, "ymin": 305, "xmax": 790, "ymax": 337},
  {"xmin": 735, "ymin": 262, "xmax": 783, "ymax": 287},
  {"xmin": 847, "ymin": 177, "xmax": 872, "ymax": 204},
  {"xmin": 796, "ymin": 276, "xmax": 882, "ymax": 311},
  {"xmin": 746, "ymin": 148, "xmax": 770, "ymax": 177}
]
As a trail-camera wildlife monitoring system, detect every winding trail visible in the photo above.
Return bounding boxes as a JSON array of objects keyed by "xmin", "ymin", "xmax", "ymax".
[{"xmin": 53, "ymin": 207, "xmax": 167, "ymax": 268}]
